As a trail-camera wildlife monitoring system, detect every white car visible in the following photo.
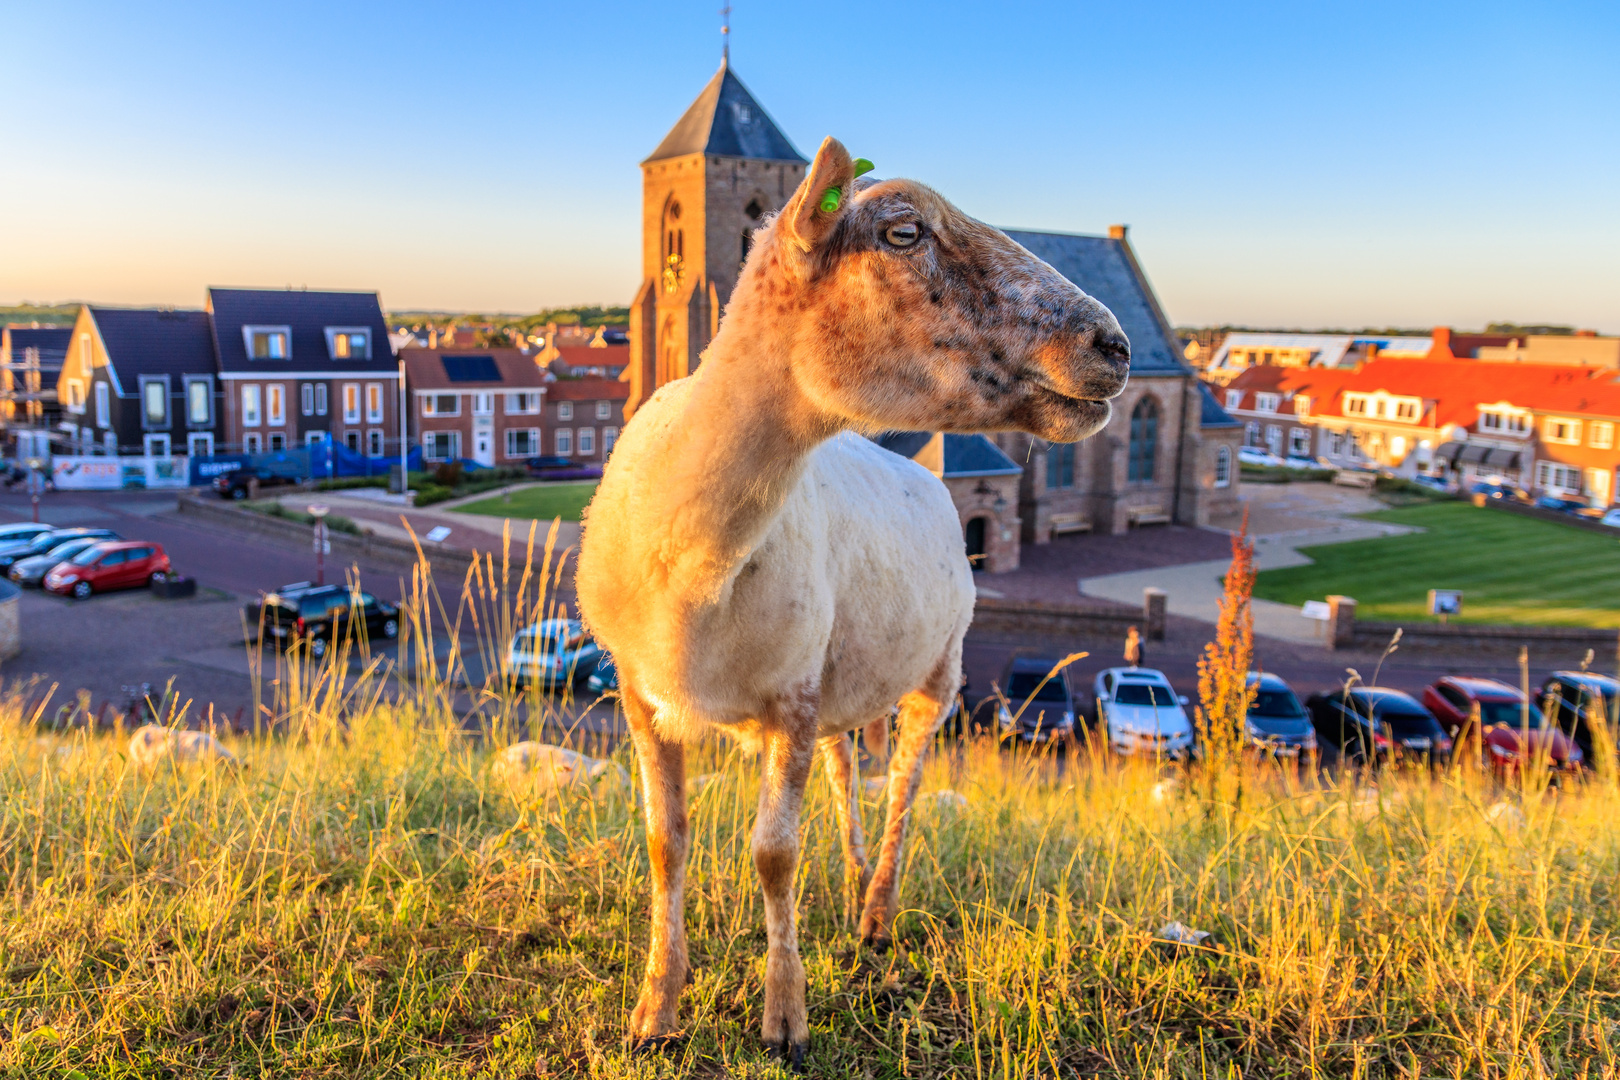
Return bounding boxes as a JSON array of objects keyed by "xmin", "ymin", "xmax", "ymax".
[
  {"xmin": 1238, "ymin": 447, "xmax": 1284, "ymax": 468},
  {"xmin": 1093, "ymin": 667, "xmax": 1195, "ymax": 758},
  {"xmin": 1600, "ymin": 508, "xmax": 1620, "ymax": 529}
]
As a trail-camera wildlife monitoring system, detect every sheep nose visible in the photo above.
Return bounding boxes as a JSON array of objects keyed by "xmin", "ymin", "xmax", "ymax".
[{"xmin": 1095, "ymin": 330, "xmax": 1131, "ymax": 369}]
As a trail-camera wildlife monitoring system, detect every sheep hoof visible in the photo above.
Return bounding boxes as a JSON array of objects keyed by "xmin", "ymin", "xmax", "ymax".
[{"xmin": 765, "ymin": 1036, "xmax": 808, "ymax": 1073}]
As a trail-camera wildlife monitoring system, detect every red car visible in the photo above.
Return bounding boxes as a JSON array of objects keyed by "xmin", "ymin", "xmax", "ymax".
[
  {"xmin": 44, "ymin": 541, "xmax": 171, "ymax": 600},
  {"xmin": 1422, "ymin": 676, "xmax": 1582, "ymax": 773}
]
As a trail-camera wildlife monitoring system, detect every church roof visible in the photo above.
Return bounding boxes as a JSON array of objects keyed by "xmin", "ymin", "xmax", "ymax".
[{"xmin": 643, "ymin": 60, "xmax": 806, "ymax": 165}]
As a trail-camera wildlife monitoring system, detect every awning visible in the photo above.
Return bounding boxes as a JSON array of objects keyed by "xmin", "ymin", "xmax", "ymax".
[
  {"xmin": 1435, "ymin": 441, "xmax": 1465, "ymax": 464},
  {"xmin": 1484, "ymin": 448, "xmax": 1522, "ymax": 470},
  {"xmin": 1458, "ymin": 444, "xmax": 1490, "ymax": 464}
]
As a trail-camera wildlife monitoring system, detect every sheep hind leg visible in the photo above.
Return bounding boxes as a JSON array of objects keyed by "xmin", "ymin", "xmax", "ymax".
[
  {"xmin": 623, "ymin": 682, "xmax": 690, "ymax": 1047},
  {"xmin": 858, "ymin": 657, "xmax": 957, "ymax": 950},
  {"xmin": 817, "ymin": 733, "xmax": 870, "ymax": 926}
]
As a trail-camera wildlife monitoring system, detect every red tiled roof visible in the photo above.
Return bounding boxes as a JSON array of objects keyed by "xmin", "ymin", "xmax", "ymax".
[
  {"xmin": 547, "ymin": 377, "xmax": 628, "ymax": 401},
  {"xmin": 557, "ymin": 344, "xmax": 628, "ymax": 369},
  {"xmin": 1220, "ymin": 366, "xmax": 1358, "ymax": 414}
]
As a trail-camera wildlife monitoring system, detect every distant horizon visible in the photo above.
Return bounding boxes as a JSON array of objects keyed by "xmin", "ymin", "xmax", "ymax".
[{"xmin": 4, "ymin": 1, "xmax": 1616, "ymax": 331}]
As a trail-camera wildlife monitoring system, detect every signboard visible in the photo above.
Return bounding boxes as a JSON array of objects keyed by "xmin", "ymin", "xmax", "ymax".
[
  {"xmin": 425, "ymin": 526, "xmax": 452, "ymax": 543},
  {"xmin": 1300, "ymin": 600, "xmax": 1331, "ymax": 621},
  {"xmin": 53, "ymin": 456, "xmax": 191, "ymax": 490},
  {"xmin": 1428, "ymin": 590, "xmax": 1463, "ymax": 621}
]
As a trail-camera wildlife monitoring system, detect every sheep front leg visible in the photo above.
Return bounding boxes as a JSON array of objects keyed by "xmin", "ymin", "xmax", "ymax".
[
  {"xmin": 818, "ymin": 733, "xmax": 870, "ymax": 925},
  {"xmin": 623, "ymin": 683, "xmax": 689, "ymax": 1045},
  {"xmin": 754, "ymin": 694, "xmax": 819, "ymax": 1070}
]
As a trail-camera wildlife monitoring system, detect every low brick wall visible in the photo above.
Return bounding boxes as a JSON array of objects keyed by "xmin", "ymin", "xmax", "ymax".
[
  {"xmin": 176, "ymin": 494, "xmax": 475, "ymax": 581},
  {"xmin": 0, "ymin": 580, "xmax": 18, "ymax": 662},
  {"xmin": 1354, "ymin": 617, "xmax": 1620, "ymax": 653},
  {"xmin": 1482, "ymin": 497, "xmax": 1619, "ymax": 536},
  {"xmin": 972, "ymin": 597, "xmax": 1138, "ymax": 638}
]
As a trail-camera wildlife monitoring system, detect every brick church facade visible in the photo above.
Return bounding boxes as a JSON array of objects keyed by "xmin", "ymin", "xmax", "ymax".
[{"xmin": 627, "ymin": 64, "xmax": 1241, "ymax": 567}]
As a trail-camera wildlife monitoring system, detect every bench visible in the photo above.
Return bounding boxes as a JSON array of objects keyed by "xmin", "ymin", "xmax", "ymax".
[
  {"xmin": 1048, "ymin": 511, "xmax": 1092, "ymax": 537},
  {"xmin": 1333, "ymin": 469, "xmax": 1377, "ymax": 489},
  {"xmin": 1127, "ymin": 505, "xmax": 1171, "ymax": 528}
]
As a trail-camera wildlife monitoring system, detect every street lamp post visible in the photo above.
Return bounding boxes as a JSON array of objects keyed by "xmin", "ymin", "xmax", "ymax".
[
  {"xmin": 398, "ymin": 355, "xmax": 409, "ymax": 505},
  {"xmin": 309, "ymin": 504, "xmax": 330, "ymax": 586}
]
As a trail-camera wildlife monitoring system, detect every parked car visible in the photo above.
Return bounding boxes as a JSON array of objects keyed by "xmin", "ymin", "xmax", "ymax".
[
  {"xmin": 0, "ymin": 522, "xmax": 55, "ymax": 546},
  {"xmin": 1540, "ymin": 671, "xmax": 1620, "ymax": 764},
  {"xmin": 0, "ymin": 527, "xmax": 120, "ymax": 571},
  {"xmin": 1422, "ymin": 676, "xmax": 1581, "ymax": 773},
  {"xmin": 1093, "ymin": 667, "xmax": 1193, "ymax": 758},
  {"xmin": 524, "ymin": 456, "xmax": 604, "ymax": 482},
  {"xmin": 8, "ymin": 536, "xmax": 109, "ymax": 587},
  {"xmin": 247, "ymin": 582, "xmax": 400, "ymax": 658},
  {"xmin": 507, "ymin": 618, "xmax": 603, "ymax": 689},
  {"xmin": 1243, "ymin": 672, "xmax": 1317, "ymax": 757},
  {"xmin": 1306, "ymin": 686, "xmax": 1452, "ymax": 766},
  {"xmin": 44, "ymin": 541, "xmax": 170, "ymax": 600},
  {"xmin": 1238, "ymin": 447, "xmax": 1284, "ymax": 468},
  {"xmin": 1409, "ymin": 474, "xmax": 1452, "ymax": 493},
  {"xmin": 1470, "ymin": 481, "xmax": 1528, "ymax": 503},
  {"xmin": 213, "ymin": 466, "xmax": 303, "ymax": 500},
  {"xmin": 1598, "ymin": 509, "xmax": 1620, "ymax": 529},
  {"xmin": 994, "ymin": 656, "xmax": 1078, "ymax": 745},
  {"xmin": 586, "ymin": 653, "xmax": 618, "ymax": 694},
  {"xmin": 1534, "ymin": 495, "xmax": 1590, "ymax": 514}
]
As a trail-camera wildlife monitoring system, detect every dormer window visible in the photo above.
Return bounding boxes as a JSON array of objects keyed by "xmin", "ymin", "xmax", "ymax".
[
  {"xmin": 326, "ymin": 327, "xmax": 372, "ymax": 360},
  {"xmin": 1255, "ymin": 392, "xmax": 1280, "ymax": 413},
  {"xmin": 734, "ymin": 102, "xmax": 753, "ymax": 124},
  {"xmin": 1294, "ymin": 395, "xmax": 1311, "ymax": 416},
  {"xmin": 245, "ymin": 326, "xmax": 290, "ymax": 360}
]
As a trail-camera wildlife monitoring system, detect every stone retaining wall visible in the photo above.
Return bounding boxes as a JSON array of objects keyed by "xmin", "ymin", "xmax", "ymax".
[
  {"xmin": 1354, "ymin": 618, "xmax": 1620, "ymax": 653},
  {"xmin": 972, "ymin": 597, "xmax": 1138, "ymax": 638}
]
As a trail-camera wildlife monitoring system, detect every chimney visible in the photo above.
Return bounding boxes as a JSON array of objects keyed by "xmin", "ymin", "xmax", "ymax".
[
  {"xmin": 1576, "ymin": 329, "xmax": 1597, "ymax": 338},
  {"xmin": 1107, "ymin": 224, "xmax": 1128, "ymax": 240},
  {"xmin": 1433, "ymin": 326, "xmax": 1452, "ymax": 347}
]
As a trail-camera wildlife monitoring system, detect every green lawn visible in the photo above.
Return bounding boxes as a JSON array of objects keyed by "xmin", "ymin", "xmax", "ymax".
[
  {"xmin": 450, "ymin": 481, "xmax": 597, "ymax": 522},
  {"xmin": 1253, "ymin": 500, "xmax": 1620, "ymax": 627}
]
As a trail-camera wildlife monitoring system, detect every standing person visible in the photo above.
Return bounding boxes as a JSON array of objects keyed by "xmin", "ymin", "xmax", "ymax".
[{"xmin": 1124, "ymin": 625, "xmax": 1144, "ymax": 668}]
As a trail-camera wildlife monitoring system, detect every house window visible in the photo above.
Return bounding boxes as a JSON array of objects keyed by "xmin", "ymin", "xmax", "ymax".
[
  {"xmin": 1244, "ymin": 421, "xmax": 1261, "ymax": 448},
  {"xmin": 244, "ymin": 433, "xmax": 262, "ymax": 453},
  {"xmin": 1345, "ymin": 396, "xmax": 1367, "ymax": 416},
  {"xmin": 1225, "ymin": 389, "xmax": 1243, "ymax": 410},
  {"xmin": 1214, "ymin": 446, "xmax": 1232, "ymax": 488},
  {"xmin": 267, "ymin": 384, "xmax": 285, "ymax": 426},
  {"xmin": 1588, "ymin": 468, "xmax": 1611, "ymax": 504},
  {"xmin": 342, "ymin": 383, "xmax": 360, "ymax": 424},
  {"xmin": 305, "ymin": 430, "xmax": 325, "ymax": 447},
  {"xmin": 1265, "ymin": 425, "xmax": 1283, "ymax": 453},
  {"xmin": 269, "ymin": 433, "xmax": 286, "ymax": 452},
  {"xmin": 555, "ymin": 428, "xmax": 572, "ymax": 455},
  {"xmin": 186, "ymin": 380, "xmax": 210, "ymax": 425},
  {"xmin": 578, "ymin": 427, "xmax": 595, "ymax": 455},
  {"xmin": 424, "ymin": 431, "xmax": 460, "ymax": 461},
  {"xmin": 1478, "ymin": 410, "xmax": 1529, "ymax": 435},
  {"xmin": 1544, "ymin": 417, "xmax": 1582, "ymax": 445},
  {"xmin": 246, "ymin": 327, "xmax": 290, "ymax": 360},
  {"xmin": 327, "ymin": 329, "xmax": 371, "ymax": 360},
  {"xmin": 595, "ymin": 400, "xmax": 612, "ymax": 420},
  {"xmin": 1591, "ymin": 422, "xmax": 1614, "ymax": 449},
  {"xmin": 242, "ymin": 385, "xmax": 262, "ymax": 427},
  {"xmin": 505, "ymin": 428, "xmax": 539, "ymax": 458},
  {"xmin": 473, "ymin": 392, "xmax": 494, "ymax": 415},
  {"xmin": 1289, "ymin": 428, "xmax": 1311, "ymax": 457},
  {"xmin": 603, "ymin": 426, "xmax": 618, "ymax": 454},
  {"xmin": 1128, "ymin": 397, "xmax": 1159, "ymax": 482},
  {"xmin": 301, "ymin": 383, "xmax": 315, "ymax": 416},
  {"xmin": 187, "ymin": 433, "xmax": 213, "ymax": 458},
  {"xmin": 1395, "ymin": 400, "xmax": 1417, "ymax": 420},
  {"xmin": 94, "ymin": 382, "xmax": 110, "ymax": 428},
  {"xmin": 1537, "ymin": 461, "xmax": 1583, "ymax": 493},
  {"xmin": 365, "ymin": 383, "xmax": 384, "ymax": 423},
  {"xmin": 67, "ymin": 380, "xmax": 86, "ymax": 412},
  {"xmin": 1328, "ymin": 431, "xmax": 1345, "ymax": 456},
  {"xmin": 367, "ymin": 429, "xmax": 383, "ymax": 456},
  {"xmin": 557, "ymin": 401, "xmax": 574, "ymax": 421},
  {"xmin": 1255, "ymin": 393, "xmax": 1280, "ymax": 413},
  {"xmin": 144, "ymin": 433, "xmax": 170, "ymax": 458},
  {"xmin": 422, "ymin": 394, "xmax": 460, "ymax": 417},
  {"xmin": 315, "ymin": 384, "xmax": 327, "ymax": 415},
  {"xmin": 1295, "ymin": 395, "xmax": 1311, "ymax": 416},
  {"xmin": 506, "ymin": 392, "xmax": 540, "ymax": 414},
  {"xmin": 1045, "ymin": 442, "xmax": 1075, "ymax": 489},
  {"xmin": 345, "ymin": 431, "xmax": 361, "ymax": 452},
  {"xmin": 80, "ymin": 333, "xmax": 92, "ymax": 369},
  {"xmin": 142, "ymin": 379, "xmax": 167, "ymax": 426}
]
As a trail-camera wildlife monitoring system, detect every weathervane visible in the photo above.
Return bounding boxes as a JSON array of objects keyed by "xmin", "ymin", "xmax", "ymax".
[{"xmin": 720, "ymin": 2, "xmax": 731, "ymax": 61}]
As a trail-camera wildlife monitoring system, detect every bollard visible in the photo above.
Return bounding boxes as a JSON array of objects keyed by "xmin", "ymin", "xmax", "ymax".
[
  {"xmin": 1326, "ymin": 595, "xmax": 1357, "ymax": 650},
  {"xmin": 1143, "ymin": 587, "xmax": 1167, "ymax": 642}
]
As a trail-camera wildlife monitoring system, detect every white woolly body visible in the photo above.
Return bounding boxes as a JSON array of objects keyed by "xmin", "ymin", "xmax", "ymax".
[{"xmin": 576, "ymin": 372, "xmax": 974, "ymax": 745}]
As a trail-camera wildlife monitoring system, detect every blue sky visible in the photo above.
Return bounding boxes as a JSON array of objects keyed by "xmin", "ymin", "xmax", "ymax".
[{"xmin": 4, "ymin": 0, "xmax": 1617, "ymax": 330}]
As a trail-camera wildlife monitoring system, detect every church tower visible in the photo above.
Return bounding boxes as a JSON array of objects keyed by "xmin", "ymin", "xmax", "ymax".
[{"xmin": 625, "ymin": 61, "xmax": 807, "ymax": 418}]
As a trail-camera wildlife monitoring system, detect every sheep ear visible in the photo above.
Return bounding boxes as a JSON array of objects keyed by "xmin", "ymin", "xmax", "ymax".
[{"xmin": 782, "ymin": 136, "xmax": 855, "ymax": 253}]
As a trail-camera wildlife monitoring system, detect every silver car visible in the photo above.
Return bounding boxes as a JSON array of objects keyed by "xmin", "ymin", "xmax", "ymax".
[
  {"xmin": 8, "ymin": 536, "xmax": 106, "ymax": 587},
  {"xmin": 1093, "ymin": 667, "xmax": 1194, "ymax": 758},
  {"xmin": 507, "ymin": 619, "xmax": 603, "ymax": 689}
]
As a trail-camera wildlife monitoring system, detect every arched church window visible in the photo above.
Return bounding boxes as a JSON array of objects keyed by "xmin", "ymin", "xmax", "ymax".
[
  {"xmin": 745, "ymin": 198, "xmax": 763, "ymax": 220},
  {"xmin": 1128, "ymin": 397, "xmax": 1159, "ymax": 482},
  {"xmin": 1215, "ymin": 446, "xmax": 1231, "ymax": 488},
  {"xmin": 1045, "ymin": 442, "xmax": 1075, "ymax": 489},
  {"xmin": 677, "ymin": 230, "xmax": 683, "ymax": 258}
]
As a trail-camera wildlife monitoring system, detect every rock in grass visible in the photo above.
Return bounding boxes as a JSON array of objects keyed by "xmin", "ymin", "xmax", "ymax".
[
  {"xmin": 128, "ymin": 725, "xmax": 239, "ymax": 769},
  {"xmin": 490, "ymin": 742, "xmax": 627, "ymax": 793},
  {"xmin": 918, "ymin": 789, "xmax": 968, "ymax": 812},
  {"xmin": 1155, "ymin": 921, "xmax": 1213, "ymax": 951},
  {"xmin": 1150, "ymin": 778, "xmax": 1180, "ymax": 802},
  {"xmin": 1485, "ymin": 801, "xmax": 1527, "ymax": 829}
]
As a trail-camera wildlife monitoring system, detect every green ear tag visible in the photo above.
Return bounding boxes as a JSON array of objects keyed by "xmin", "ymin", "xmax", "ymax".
[
  {"xmin": 819, "ymin": 187, "xmax": 842, "ymax": 213},
  {"xmin": 853, "ymin": 157, "xmax": 876, "ymax": 178}
]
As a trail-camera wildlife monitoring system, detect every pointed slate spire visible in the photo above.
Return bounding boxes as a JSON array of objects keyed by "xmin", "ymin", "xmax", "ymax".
[{"xmin": 642, "ymin": 59, "xmax": 807, "ymax": 164}]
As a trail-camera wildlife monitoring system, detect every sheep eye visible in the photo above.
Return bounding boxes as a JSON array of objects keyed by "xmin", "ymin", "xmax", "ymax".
[{"xmin": 884, "ymin": 221, "xmax": 921, "ymax": 248}]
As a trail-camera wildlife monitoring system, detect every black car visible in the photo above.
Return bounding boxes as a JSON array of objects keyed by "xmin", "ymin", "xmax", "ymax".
[
  {"xmin": 524, "ymin": 456, "xmax": 603, "ymax": 481},
  {"xmin": 0, "ymin": 527, "xmax": 120, "ymax": 571},
  {"xmin": 247, "ymin": 582, "xmax": 400, "ymax": 659},
  {"xmin": 994, "ymin": 657, "xmax": 1078, "ymax": 745},
  {"xmin": 1306, "ymin": 686, "xmax": 1452, "ymax": 766},
  {"xmin": 1470, "ymin": 481, "xmax": 1529, "ymax": 503},
  {"xmin": 1540, "ymin": 671, "xmax": 1620, "ymax": 764},
  {"xmin": 214, "ymin": 467, "xmax": 302, "ymax": 500},
  {"xmin": 1244, "ymin": 672, "xmax": 1317, "ymax": 757}
]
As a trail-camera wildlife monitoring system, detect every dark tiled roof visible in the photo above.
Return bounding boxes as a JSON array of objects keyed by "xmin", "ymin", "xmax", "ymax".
[
  {"xmin": 1000, "ymin": 230, "xmax": 1187, "ymax": 375},
  {"xmin": 3, "ymin": 327, "xmax": 71, "ymax": 360},
  {"xmin": 644, "ymin": 60, "xmax": 806, "ymax": 164},
  {"xmin": 1197, "ymin": 382, "xmax": 1240, "ymax": 428},
  {"xmin": 872, "ymin": 431, "xmax": 932, "ymax": 459},
  {"xmin": 88, "ymin": 307, "xmax": 216, "ymax": 380},
  {"xmin": 207, "ymin": 287, "xmax": 394, "ymax": 374},
  {"xmin": 547, "ymin": 377, "xmax": 628, "ymax": 401},
  {"xmin": 872, "ymin": 431, "xmax": 1023, "ymax": 477},
  {"xmin": 404, "ymin": 348, "xmax": 547, "ymax": 390}
]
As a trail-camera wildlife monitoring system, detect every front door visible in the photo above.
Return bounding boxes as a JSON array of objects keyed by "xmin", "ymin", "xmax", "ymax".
[{"xmin": 473, "ymin": 426, "xmax": 494, "ymax": 467}]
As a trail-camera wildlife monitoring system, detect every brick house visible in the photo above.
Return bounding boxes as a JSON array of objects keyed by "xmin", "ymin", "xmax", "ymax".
[
  {"xmin": 544, "ymin": 378, "xmax": 627, "ymax": 462},
  {"xmin": 208, "ymin": 287, "xmax": 400, "ymax": 458},
  {"xmin": 55, "ymin": 306, "xmax": 222, "ymax": 458},
  {"xmin": 876, "ymin": 432, "xmax": 1023, "ymax": 572},
  {"xmin": 403, "ymin": 348, "xmax": 548, "ymax": 466}
]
